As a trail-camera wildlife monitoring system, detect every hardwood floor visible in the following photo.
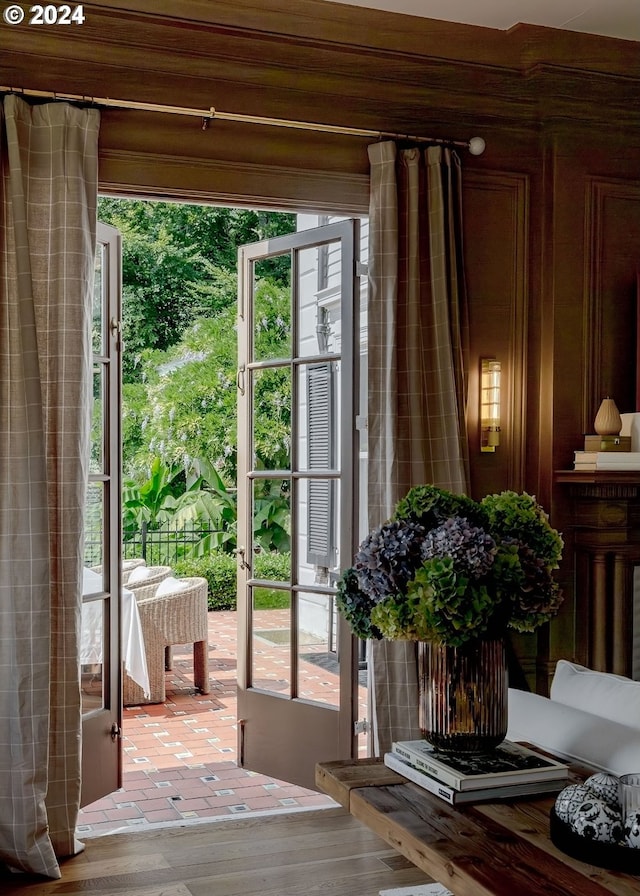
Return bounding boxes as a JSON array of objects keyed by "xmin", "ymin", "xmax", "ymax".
[{"xmin": 2, "ymin": 808, "xmax": 432, "ymax": 895}]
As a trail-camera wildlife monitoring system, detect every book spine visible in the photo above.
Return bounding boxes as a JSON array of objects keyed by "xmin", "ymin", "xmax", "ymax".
[
  {"xmin": 391, "ymin": 743, "xmax": 461, "ymax": 789},
  {"xmin": 384, "ymin": 753, "xmax": 458, "ymax": 805}
]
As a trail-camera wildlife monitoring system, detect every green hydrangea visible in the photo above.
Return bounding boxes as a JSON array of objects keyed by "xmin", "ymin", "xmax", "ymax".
[
  {"xmin": 481, "ymin": 491, "xmax": 563, "ymax": 569},
  {"xmin": 393, "ymin": 484, "xmax": 487, "ymax": 530}
]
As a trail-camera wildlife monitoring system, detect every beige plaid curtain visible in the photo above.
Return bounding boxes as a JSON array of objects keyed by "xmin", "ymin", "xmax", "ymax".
[
  {"xmin": 0, "ymin": 95, "xmax": 99, "ymax": 879},
  {"xmin": 367, "ymin": 141, "xmax": 470, "ymax": 754}
]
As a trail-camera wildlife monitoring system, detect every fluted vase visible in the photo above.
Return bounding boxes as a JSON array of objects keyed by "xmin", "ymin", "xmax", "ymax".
[{"xmin": 418, "ymin": 638, "xmax": 508, "ymax": 753}]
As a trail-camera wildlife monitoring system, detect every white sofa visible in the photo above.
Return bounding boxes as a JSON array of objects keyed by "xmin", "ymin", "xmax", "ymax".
[{"xmin": 506, "ymin": 660, "xmax": 640, "ymax": 776}]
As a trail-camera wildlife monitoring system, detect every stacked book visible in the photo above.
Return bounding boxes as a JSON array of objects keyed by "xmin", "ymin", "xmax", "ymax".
[
  {"xmin": 385, "ymin": 738, "xmax": 570, "ymax": 806},
  {"xmin": 574, "ymin": 451, "xmax": 640, "ymax": 471}
]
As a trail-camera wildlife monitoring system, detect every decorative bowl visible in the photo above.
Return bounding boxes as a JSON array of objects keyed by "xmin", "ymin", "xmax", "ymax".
[{"xmin": 550, "ymin": 807, "xmax": 640, "ymax": 873}]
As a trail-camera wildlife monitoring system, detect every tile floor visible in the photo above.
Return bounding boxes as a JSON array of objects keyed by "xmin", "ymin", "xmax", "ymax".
[{"xmin": 77, "ymin": 609, "xmax": 368, "ymax": 837}]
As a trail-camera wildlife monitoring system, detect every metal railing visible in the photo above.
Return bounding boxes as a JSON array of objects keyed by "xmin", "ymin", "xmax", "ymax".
[{"xmin": 84, "ymin": 521, "xmax": 229, "ymax": 568}]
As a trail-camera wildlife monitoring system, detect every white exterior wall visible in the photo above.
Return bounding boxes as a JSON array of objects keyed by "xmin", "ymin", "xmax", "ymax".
[{"xmin": 295, "ymin": 214, "xmax": 368, "ymax": 641}]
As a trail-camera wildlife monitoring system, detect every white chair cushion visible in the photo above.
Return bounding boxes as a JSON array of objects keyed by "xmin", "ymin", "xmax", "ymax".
[
  {"xmin": 550, "ymin": 659, "xmax": 640, "ymax": 730},
  {"xmin": 127, "ymin": 565, "xmax": 155, "ymax": 583},
  {"xmin": 507, "ymin": 689, "xmax": 640, "ymax": 776},
  {"xmin": 155, "ymin": 576, "xmax": 191, "ymax": 596}
]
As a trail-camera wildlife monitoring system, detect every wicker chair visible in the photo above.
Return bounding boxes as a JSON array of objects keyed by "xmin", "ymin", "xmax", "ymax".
[
  {"xmin": 123, "ymin": 576, "xmax": 210, "ymax": 705},
  {"xmin": 122, "ymin": 558, "xmax": 147, "ymax": 583},
  {"xmin": 125, "ymin": 565, "xmax": 173, "ymax": 601}
]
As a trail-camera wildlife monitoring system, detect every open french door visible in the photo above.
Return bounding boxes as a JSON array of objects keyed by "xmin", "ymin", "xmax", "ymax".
[
  {"xmin": 236, "ymin": 220, "xmax": 363, "ymax": 791},
  {"xmin": 80, "ymin": 221, "xmax": 123, "ymax": 807}
]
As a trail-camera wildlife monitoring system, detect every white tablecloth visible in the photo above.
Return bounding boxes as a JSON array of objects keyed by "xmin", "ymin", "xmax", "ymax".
[{"xmin": 81, "ymin": 568, "xmax": 150, "ymax": 698}]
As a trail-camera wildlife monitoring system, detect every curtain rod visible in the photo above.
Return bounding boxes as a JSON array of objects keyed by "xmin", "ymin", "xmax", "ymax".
[{"xmin": 0, "ymin": 86, "xmax": 486, "ymax": 155}]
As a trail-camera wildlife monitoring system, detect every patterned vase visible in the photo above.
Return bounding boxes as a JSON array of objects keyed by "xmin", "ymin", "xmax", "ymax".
[{"xmin": 418, "ymin": 638, "xmax": 508, "ymax": 753}]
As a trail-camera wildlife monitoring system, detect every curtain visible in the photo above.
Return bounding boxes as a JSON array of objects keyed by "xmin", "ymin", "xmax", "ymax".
[
  {"xmin": 0, "ymin": 95, "xmax": 99, "ymax": 879},
  {"xmin": 367, "ymin": 141, "xmax": 470, "ymax": 755}
]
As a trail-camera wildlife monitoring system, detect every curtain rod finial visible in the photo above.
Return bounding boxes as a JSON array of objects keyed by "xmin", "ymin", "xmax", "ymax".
[{"xmin": 468, "ymin": 136, "xmax": 486, "ymax": 156}]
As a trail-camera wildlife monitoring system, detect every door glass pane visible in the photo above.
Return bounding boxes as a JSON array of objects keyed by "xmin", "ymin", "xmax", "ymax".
[
  {"xmin": 252, "ymin": 367, "xmax": 291, "ymax": 471},
  {"xmin": 90, "ymin": 365, "xmax": 104, "ymax": 474},
  {"xmin": 296, "ymin": 242, "xmax": 341, "ymax": 358},
  {"xmin": 93, "ymin": 243, "xmax": 105, "ymax": 355},
  {"xmin": 81, "ymin": 661, "xmax": 104, "ymax": 714},
  {"xmin": 253, "ymin": 547, "xmax": 291, "ymax": 584},
  {"xmin": 251, "ymin": 585, "xmax": 291, "ymax": 694},
  {"xmin": 84, "ymin": 481, "xmax": 104, "ymax": 574},
  {"xmin": 252, "ymin": 257, "xmax": 291, "ymax": 362},
  {"xmin": 297, "ymin": 591, "xmax": 339, "ymax": 708},
  {"xmin": 252, "ymin": 478, "xmax": 291, "ymax": 556},
  {"xmin": 81, "ymin": 598, "xmax": 105, "ymax": 714}
]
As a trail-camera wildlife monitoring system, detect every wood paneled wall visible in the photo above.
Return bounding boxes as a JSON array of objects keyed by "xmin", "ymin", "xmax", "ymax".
[{"xmin": 2, "ymin": 0, "xmax": 640, "ymax": 686}]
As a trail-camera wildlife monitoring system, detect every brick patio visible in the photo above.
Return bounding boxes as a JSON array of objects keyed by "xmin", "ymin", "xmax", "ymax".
[{"xmin": 77, "ymin": 609, "xmax": 367, "ymax": 837}]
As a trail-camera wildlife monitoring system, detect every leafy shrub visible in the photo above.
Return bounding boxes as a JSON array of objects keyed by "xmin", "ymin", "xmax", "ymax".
[
  {"xmin": 174, "ymin": 550, "xmax": 291, "ymax": 611},
  {"xmin": 174, "ymin": 552, "xmax": 237, "ymax": 611},
  {"xmin": 254, "ymin": 551, "xmax": 290, "ymax": 583}
]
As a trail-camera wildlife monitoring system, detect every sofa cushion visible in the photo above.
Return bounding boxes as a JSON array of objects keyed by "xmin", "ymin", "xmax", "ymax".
[
  {"xmin": 550, "ymin": 659, "xmax": 640, "ymax": 730},
  {"xmin": 507, "ymin": 689, "xmax": 640, "ymax": 776}
]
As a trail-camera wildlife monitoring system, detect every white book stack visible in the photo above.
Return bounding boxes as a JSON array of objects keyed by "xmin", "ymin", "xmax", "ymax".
[{"xmin": 596, "ymin": 451, "xmax": 640, "ymax": 470}]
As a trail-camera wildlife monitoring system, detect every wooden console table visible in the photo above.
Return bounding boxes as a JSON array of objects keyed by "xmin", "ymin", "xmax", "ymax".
[{"xmin": 316, "ymin": 758, "xmax": 640, "ymax": 896}]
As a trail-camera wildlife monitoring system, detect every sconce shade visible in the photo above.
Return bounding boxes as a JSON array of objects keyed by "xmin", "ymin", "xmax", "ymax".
[
  {"xmin": 480, "ymin": 358, "xmax": 501, "ymax": 453},
  {"xmin": 593, "ymin": 397, "xmax": 622, "ymax": 436}
]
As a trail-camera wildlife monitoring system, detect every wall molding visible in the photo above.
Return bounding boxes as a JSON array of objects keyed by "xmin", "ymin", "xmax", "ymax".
[
  {"xmin": 584, "ymin": 177, "xmax": 640, "ymax": 430},
  {"xmin": 465, "ymin": 169, "xmax": 530, "ymax": 492}
]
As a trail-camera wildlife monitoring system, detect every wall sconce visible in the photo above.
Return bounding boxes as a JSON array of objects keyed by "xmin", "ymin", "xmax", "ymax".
[{"xmin": 480, "ymin": 358, "xmax": 501, "ymax": 453}]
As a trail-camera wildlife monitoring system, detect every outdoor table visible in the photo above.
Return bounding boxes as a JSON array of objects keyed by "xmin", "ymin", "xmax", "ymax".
[{"xmin": 81, "ymin": 567, "xmax": 150, "ymax": 697}]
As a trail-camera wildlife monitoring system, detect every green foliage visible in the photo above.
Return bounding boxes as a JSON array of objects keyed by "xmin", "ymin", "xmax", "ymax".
[
  {"xmin": 122, "ymin": 456, "xmax": 237, "ymax": 561},
  {"xmin": 122, "ymin": 278, "xmax": 291, "ymax": 487},
  {"xmin": 122, "ymin": 456, "xmax": 184, "ymax": 531},
  {"xmin": 97, "ymin": 198, "xmax": 295, "ymax": 384},
  {"xmin": 173, "ymin": 551, "xmax": 292, "ymax": 611},
  {"xmin": 393, "ymin": 484, "xmax": 486, "ymax": 529},
  {"xmin": 481, "ymin": 490, "xmax": 564, "ymax": 568},
  {"xmin": 253, "ymin": 551, "xmax": 291, "ymax": 583},
  {"xmin": 124, "ymin": 310, "xmax": 237, "ymax": 481},
  {"xmin": 102, "ymin": 197, "xmax": 297, "ymax": 553},
  {"xmin": 406, "ymin": 558, "xmax": 501, "ymax": 645},
  {"xmin": 253, "ymin": 482, "xmax": 291, "ymax": 554},
  {"xmin": 174, "ymin": 552, "xmax": 237, "ymax": 611}
]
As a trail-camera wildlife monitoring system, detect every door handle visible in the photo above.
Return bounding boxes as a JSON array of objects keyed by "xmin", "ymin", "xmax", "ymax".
[
  {"xmin": 235, "ymin": 546, "xmax": 250, "ymax": 572},
  {"xmin": 236, "ymin": 365, "xmax": 245, "ymax": 395}
]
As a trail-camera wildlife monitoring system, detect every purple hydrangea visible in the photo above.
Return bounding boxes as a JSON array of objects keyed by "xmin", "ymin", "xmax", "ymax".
[
  {"xmin": 423, "ymin": 516, "xmax": 496, "ymax": 579},
  {"xmin": 354, "ymin": 519, "xmax": 427, "ymax": 603}
]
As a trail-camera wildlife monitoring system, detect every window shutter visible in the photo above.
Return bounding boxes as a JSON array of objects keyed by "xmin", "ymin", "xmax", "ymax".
[{"xmin": 306, "ymin": 361, "xmax": 336, "ymax": 569}]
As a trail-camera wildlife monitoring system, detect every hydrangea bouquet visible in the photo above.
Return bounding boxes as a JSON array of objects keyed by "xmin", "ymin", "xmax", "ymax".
[{"xmin": 336, "ymin": 485, "xmax": 564, "ymax": 647}]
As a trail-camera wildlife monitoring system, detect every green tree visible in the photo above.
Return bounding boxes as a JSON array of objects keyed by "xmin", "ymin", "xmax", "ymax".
[
  {"xmin": 123, "ymin": 278, "xmax": 291, "ymax": 484},
  {"xmin": 97, "ymin": 198, "xmax": 295, "ymax": 382}
]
